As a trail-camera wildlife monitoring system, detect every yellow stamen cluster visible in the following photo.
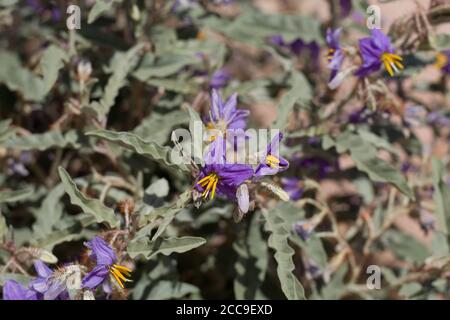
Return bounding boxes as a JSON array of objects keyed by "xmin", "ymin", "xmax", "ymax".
[
  {"xmin": 109, "ymin": 264, "xmax": 132, "ymax": 289},
  {"xmin": 435, "ymin": 52, "xmax": 448, "ymax": 70},
  {"xmin": 266, "ymin": 154, "xmax": 280, "ymax": 169},
  {"xmin": 197, "ymin": 173, "xmax": 219, "ymax": 200},
  {"xmin": 381, "ymin": 53, "xmax": 403, "ymax": 77},
  {"xmin": 327, "ymin": 48, "xmax": 335, "ymax": 62}
]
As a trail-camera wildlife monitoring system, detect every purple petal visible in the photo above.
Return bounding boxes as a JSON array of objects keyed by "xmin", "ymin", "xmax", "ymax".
[
  {"xmin": 85, "ymin": 236, "xmax": 117, "ymax": 266},
  {"xmin": 3, "ymin": 280, "xmax": 37, "ymax": 300},
  {"xmin": 34, "ymin": 260, "xmax": 53, "ymax": 278},
  {"xmin": 82, "ymin": 265, "xmax": 109, "ymax": 290}
]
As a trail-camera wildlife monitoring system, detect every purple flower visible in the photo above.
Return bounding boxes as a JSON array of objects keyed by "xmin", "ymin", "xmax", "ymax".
[
  {"xmin": 435, "ymin": 51, "xmax": 450, "ymax": 73},
  {"xmin": 29, "ymin": 261, "xmax": 68, "ymax": 300},
  {"xmin": 196, "ymin": 137, "xmax": 254, "ymax": 201},
  {"xmin": 26, "ymin": 0, "xmax": 61, "ymax": 22},
  {"xmin": 255, "ymin": 133, "xmax": 289, "ymax": 177},
  {"xmin": 269, "ymin": 35, "xmax": 320, "ymax": 67},
  {"xmin": 281, "ymin": 177, "xmax": 303, "ymax": 201},
  {"xmin": 2, "ymin": 280, "xmax": 37, "ymax": 300},
  {"xmin": 347, "ymin": 107, "xmax": 374, "ymax": 124},
  {"xmin": 427, "ymin": 111, "xmax": 450, "ymax": 127},
  {"xmin": 82, "ymin": 237, "xmax": 132, "ymax": 291},
  {"xmin": 293, "ymin": 220, "xmax": 315, "ymax": 241},
  {"xmin": 294, "ymin": 156, "xmax": 335, "ymax": 179},
  {"xmin": 206, "ymin": 90, "xmax": 249, "ymax": 141},
  {"xmin": 355, "ymin": 29, "xmax": 404, "ymax": 77},
  {"xmin": 326, "ymin": 28, "xmax": 345, "ymax": 83},
  {"xmin": 339, "ymin": 0, "xmax": 352, "ymax": 17},
  {"xmin": 210, "ymin": 69, "xmax": 231, "ymax": 89}
]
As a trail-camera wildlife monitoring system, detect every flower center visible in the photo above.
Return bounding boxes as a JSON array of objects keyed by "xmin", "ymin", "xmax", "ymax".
[
  {"xmin": 381, "ymin": 52, "xmax": 403, "ymax": 77},
  {"xmin": 207, "ymin": 120, "xmax": 227, "ymax": 142},
  {"xmin": 435, "ymin": 52, "xmax": 448, "ymax": 70},
  {"xmin": 327, "ymin": 48, "xmax": 335, "ymax": 62},
  {"xmin": 266, "ymin": 154, "xmax": 281, "ymax": 169},
  {"xmin": 197, "ymin": 172, "xmax": 219, "ymax": 200},
  {"xmin": 109, "ymin": 264, "xmax": 132, "ymax": 289}
]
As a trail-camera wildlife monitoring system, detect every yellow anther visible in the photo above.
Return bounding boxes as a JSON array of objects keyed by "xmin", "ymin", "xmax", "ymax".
[
  {"xmin": 435, "ymin": 52, "xmax": 448, "ymax": 70},
  {"xmin": 109, "ymin": 264, "xmax": 132, "ymax": 289},
  {"xmin": 199, "ymin": 173, "xmax": 219, "ymax": 200},
  {"xmin": 381, "ymin": 52, "xmax": 404, "ymax": 77},
  {"xmin": 266, "ymin": 154, "xmax": 280, "ymax": 169}
]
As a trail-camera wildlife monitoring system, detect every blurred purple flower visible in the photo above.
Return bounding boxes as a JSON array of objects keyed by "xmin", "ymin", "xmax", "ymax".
[
  {"xmin": 293, "ymin": 220, "xmax": 315, "ymax": 241},
  {"xmin": 294, "ymin": 156, "xmax": 336, "ymax": 179},
  {"xmin": 26, "ymin": 0, "xmax": 61, "ymax": 22},
  {"xmin": 347, "ymin": 107, "xmax": 375, "ymax": 124},
  {"xmin": 209, "ymin": 69, "xmax": 231, "ymax": 89},
  {"xmin": 326, "ymin": 28, "xmax": 345, "ymax": 83},
  {"xmin": 419, "ymin": 209, "xmax": 435, "ymax": 235},
  {"xmin": 7, "ymin": 152, "xmax": 32, "ymax": 177},
  {"xmin": 82, "ymin": 236, "xmax": 132, "ymax": 291},
  {"xmin": 356, "ymin": 29, "xmax": 404, "ymax": 77},
  {"xmin": 2, "ymin": 280, "xmax": 37, "ymax": 300},
  {"xmin": 427, "ymin": 111, "xmax": 450, "ymax": 127},
  {"xmin": 339, "ymin": 0, "xmax": 352, "ymax": 17},
  {"xmin": 255, "ymin": 133, "xmax": 289, "ymax": 177},
  {"xmin": 269, "ymin": 35, "xmax": 320, "ymax": 67},
  {"xmin": 435, "ymin": 51, "xmax": 450, "ymax": 73},
  {"xmin": 281, "ymin": 177, "xmax": 303, "ymax": 201}
]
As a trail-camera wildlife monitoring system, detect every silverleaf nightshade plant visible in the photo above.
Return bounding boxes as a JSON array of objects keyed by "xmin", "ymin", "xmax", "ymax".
[{"xmin": 2, "ymin": 0, "xmax": 450, "ymax": 301}]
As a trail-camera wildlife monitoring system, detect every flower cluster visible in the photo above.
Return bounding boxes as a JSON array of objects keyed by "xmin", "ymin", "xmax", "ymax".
[
  {"xmin": 194, "ymin": 90, "xmax": 290, "ymax": 214},
  {"xmin": 2, "ymin": 237, "xmax": 131, "ymax": 300}
]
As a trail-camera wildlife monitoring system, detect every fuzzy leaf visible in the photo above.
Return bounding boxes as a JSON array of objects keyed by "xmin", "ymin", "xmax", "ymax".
[
  {"xmin": 326, "ymin": 131, "xmax": 414, "ymax": 199},
  {"xmin": 89, "ymin": 43, "xmax": 145, "ymax": 119},
  {"xmin": 262, "ymin": 204, "xmax": 306, "ymax": 300},
  {"xmin": 86, "ymin": 129, "xmax": 189, "ymax": 173},
  {"xmin": 0, "ymin": 188, "xmax": 33, "ymax": 203},
  {"xmin": 233, "ymin": 215, "xmax": 268, "ymax": 300},
  {"xmin": 127, "ymin": 236, "xmax": 206, "ymax": 259},
  {"xmin": 4, "ymin": 130, "xmax": 79, "ymax": 151},
  {"xmin": 431, "ymin": 158, "xmax": 450, "ymax": 235},
  {"xmin": 272, "ymin": 72, "xmax": 311, "ymax": 131},
  {"xmin": 58, "ymin": 167, "xmax": 119, "ymax": 228}
]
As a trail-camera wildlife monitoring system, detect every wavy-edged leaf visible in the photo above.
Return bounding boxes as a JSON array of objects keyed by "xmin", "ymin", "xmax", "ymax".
[
  {"xmin": 324, "ymin": 131, "xmax": 414, "ymax": 199},
  {"xmin": 0, "ymin": 210, "xmax": 7, "ymax": 240},
  {"xmin": 58, "ymin": 167, "xmax": 118, "ymax": 228},
  {"xmin": 133, "ymin": 110, "xmax": 188, "ymax": 145},
  {"xmin": 4, "ymin": 130, "xmax": 79, "ymax": 151},
  {"xmin": 134, "ymin": 53, "xmax": 197, "ymax": 80},
  {"xmin": 127, "ymin": 236, "xmax": 206, "ymax": 259},
  {"xmin": 0, "ymin": 51, "xmax": 46, "ymax": 101},
  {"xmin": 431, "ymin": 158, "xmax": 450, "ymax": 235},
  {"xmin": 89, "ymin": 43, "xmax": 145, "ymax": 119},
  {"xmin": 138, "ymin": 190, "xmax": 192, "ymax": 239},
  {"xmin": 272, "ymin": 72, "xmax": 311, "ymax": 131},
  {"xmin": 39, "ymin": 45, "xmax": 69, "ymax": 93},
  {"xmin": 0, "ymin": 119, "xmax": 14, "ymax": 143},
  {"xmin": 262, "ymin": 204, "xmax": 305, "ymax": 300},
  {"xmin": 86, "ymin": 129, "xmax": 189, "ymax": 173},
  {"xmin": 32, "ymin": 184, "xmax": 66, "ymax": 237},
  {"xmin": 144, "ymin": 77, "xmax": 200, "ymax": 94},
  {"xmin": 88, "ymin": 0, "xmax": 123, "ymax": 24},
  {"xmin": 0, "ymin": 46, "xmax": 67, "ymax": 101},
  {"xmin": 204, "ymin": 11, "xmax": 323, "ymax": 47},
  {"xmin": 233, "ymin": 215, "xmax": 268, "ymax": 300},
  {"xmin": 0, "ymin": 188, "xmax": 33, "ymax": 203},
  {"xmin": 142, "ymin": 280, "xmax": 200, "ymax": 300}
]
